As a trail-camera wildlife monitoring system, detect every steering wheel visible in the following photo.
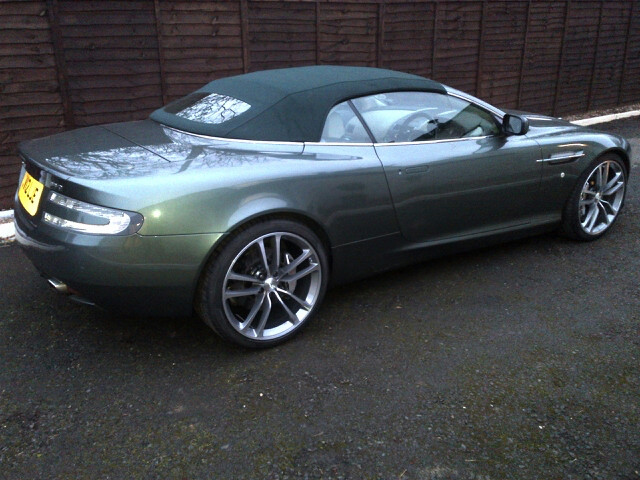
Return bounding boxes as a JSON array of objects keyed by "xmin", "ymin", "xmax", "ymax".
[{"xmin": 389, "ymin": 112, "xmax": 435, "ymax": 142}]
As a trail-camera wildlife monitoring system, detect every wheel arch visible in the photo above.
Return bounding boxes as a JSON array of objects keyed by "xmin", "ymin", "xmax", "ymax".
[
  {"xmin": 562, "ymin": 147, "xmax": 630, "ymax": 209},
  {"xmin": 231, "ymin": 210, "xmax": 334, "ymax": 261},
  {"xmin": 600, "ymin": 147, "xmax": 631, "ymax": 175}
]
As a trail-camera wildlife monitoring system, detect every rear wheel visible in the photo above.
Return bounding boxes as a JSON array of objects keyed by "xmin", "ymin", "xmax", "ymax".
[
  {"xmin": 562, "ymin": 154, "xmax": 627, "ymax": 241},
  {"xmin": 196, "ymin": 220, "xmax": 328, "ymax": 348}
]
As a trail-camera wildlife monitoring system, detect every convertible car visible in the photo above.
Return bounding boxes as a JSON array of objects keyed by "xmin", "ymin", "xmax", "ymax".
[{"xmin": 15, "ymin": 66, "xmax": 631, "ymax": 347}]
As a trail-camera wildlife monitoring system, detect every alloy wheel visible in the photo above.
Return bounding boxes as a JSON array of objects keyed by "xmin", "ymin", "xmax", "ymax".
[
  {"xmin": 221, "ymin": 232, "xmax": 322, "ymax": 341},
  {"xmin": 579, "ymin": 160, "xmax": 625, "ymax": 235}
]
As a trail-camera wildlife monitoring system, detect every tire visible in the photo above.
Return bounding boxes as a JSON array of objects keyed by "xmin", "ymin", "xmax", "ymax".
[
  {"xmin": 196, "ymin": 220, "xmax": 329, "ymax": 348},
  {"xmin": 561, "ymin": 154, "xmax": 627, "ymax": 241}
]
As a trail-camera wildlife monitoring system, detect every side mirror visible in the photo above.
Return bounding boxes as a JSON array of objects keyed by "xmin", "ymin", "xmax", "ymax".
[{"xmin": 503, "ymin": 114, "xmax": 529, "ymax": 135}]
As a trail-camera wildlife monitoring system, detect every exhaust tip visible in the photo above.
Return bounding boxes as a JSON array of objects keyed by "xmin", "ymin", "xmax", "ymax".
[{"xmin": 47, "ymin": 278, "xmax": 69, "ymax": 294}]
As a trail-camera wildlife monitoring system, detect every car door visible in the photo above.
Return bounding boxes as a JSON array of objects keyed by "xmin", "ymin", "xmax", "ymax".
[{"xmin": 354, "ymin": 91, "xmax": 543, "ymax": 243}]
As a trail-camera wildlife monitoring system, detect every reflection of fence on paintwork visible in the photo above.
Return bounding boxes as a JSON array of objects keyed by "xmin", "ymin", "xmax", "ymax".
[
  {"xmin": 43, "ymin": 128, "xmax": 292, "ymax": 181},
  {"xmin": 1, "ymin": 0, "xmax": 639, "ymax": 209}
]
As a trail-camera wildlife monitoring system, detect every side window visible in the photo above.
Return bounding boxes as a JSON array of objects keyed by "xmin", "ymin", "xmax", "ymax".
[
  {"xmin": 437, "ymin": 95, "xmax": 501, "ymax": 140},
  {"xmin": 320, "ymin": 102, "xmax": 372, "ymax": 143},
  {"xmin": 350, "ymin": 91, "xmax": 500, "ymax": 143}
]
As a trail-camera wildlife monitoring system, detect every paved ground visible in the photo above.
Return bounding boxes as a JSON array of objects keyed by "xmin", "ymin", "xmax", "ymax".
[{"xmin": 1, "ymin": 118, "xmax": 639, "ymax": 480}]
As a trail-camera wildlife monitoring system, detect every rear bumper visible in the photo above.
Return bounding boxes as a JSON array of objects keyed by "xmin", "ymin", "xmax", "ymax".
[{"xmin": 14, "ymin": 205, "xmax": 223, "ymax": 317}]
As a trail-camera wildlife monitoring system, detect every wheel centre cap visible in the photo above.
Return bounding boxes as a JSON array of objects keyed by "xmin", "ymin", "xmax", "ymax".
[{"xmin": 264, "ymin": 277, "xmax": 277, "ymax": 292}]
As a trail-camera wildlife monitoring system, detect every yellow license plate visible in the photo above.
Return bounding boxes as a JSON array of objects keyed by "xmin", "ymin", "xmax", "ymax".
[{"xmin": 18, "ymin": 171, "xmax": 44, "ymax": 216}]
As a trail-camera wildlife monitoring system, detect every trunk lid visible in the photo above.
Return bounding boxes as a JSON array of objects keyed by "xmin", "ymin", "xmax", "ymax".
[
  {"xmin": 18, "ymin": 124, "xmax": 170, "ymax": 181},
  {"xmin": 19, "ymin": 119, "xmax": 304, "ymax": 182}
]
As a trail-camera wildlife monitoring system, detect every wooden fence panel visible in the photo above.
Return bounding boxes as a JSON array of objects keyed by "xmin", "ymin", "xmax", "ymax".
[
  {"xmin": 158, "ymin": 1, "xmax": 244, "ymax": 101},
  {"xmin": 555, "ymin": 1, "xmax": 602, "ymax": 116},
  {"xmin": 56, "ymin": 0, "xmax": 163, "ymax": 126},
  {"xmin": 433, "ymin": 1, "xmax": 483, "ymax": 95},
  {"xmin": 478, "ymin": 1, "xmax": 529, "ymax": 109},
  {"xmin": 588, "ymin": 1, "xmax": 631, "ymax": 110},
  {"xmin": 619, "ymin": 0, "xmax": 640, "ymax": 105},
  {"xmin": 518, "ymin": 1, "xmax": 566, "ymax": 114},
  {"xmin": 1, "ymin": 0, "xmax": 640, "ymax": 209},
  {"xmin": 248, "ymin": 1, "xmax": 316, "ymax": 70},
  {"xmin": 380, "ymin": 2, "xmax": 435, "ymax": 77},
  {"xmin": 0, "ymin": 0, "xmax": 64, "ymax": 207},
  {"xmin": 317, "ymin": 2, "xmax": 378, "ymax": 66}
]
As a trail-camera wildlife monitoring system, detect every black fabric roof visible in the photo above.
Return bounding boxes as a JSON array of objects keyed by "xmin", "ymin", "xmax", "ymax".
[{"xmin": 150, "ymin": 66, "xmax": 446, "ymax": 142}]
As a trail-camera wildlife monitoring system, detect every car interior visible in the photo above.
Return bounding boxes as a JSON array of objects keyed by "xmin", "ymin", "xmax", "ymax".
[{"xmin": 320, "ymin": 92, "xmax": 500, "ymax": 144}]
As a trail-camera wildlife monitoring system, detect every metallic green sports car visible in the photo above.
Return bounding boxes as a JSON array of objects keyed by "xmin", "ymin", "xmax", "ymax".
[{"xmin": 15, "ymin": 66, "xmax": 631, "ymax": 347}]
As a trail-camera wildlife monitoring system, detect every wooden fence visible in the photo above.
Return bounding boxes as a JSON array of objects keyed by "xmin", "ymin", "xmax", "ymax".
[{"xmin": 1, "ymin": 0, "xmax": 639, "ymax": 209}]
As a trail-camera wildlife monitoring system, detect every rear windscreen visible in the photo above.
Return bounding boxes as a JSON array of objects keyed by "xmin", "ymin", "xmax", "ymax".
[{"xmin": 165, "ymin": 93, "xmax": 251, "ymax": 125}]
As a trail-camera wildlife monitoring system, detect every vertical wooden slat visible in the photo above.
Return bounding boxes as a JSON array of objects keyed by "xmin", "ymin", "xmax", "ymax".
[
  {"xmin": 376, "ymin": 3, "xmax": 385, "ymax": 68},
  {"xmin": 618, "ymin": 0, "xmax": 635, "ymax": 105},
  {"xmin": 475, "ymin": 0, "xmax": 487, "ymax": 97},
  {"xmin": 517, "ymin": 0, "xmax": 532, "ymax": 109},
  {"xmin": 315, "ymin": 1, "xmax": 321, "ymax": 64},
  {"xmin": 46, "ymin": 0, "xmax": 73, "ymax": 129},
  {"xmin": 553, "ymin": 0, "xmax": 571, "ymax": 116},
  {"xmin": 431, "ymin": 1, "xmax": 439, "ymax": 79},
  {"xmin": 586, "ymin": 0, "xmax": 605, "ymax": 111},
  {"xmin": 240, "ymin": 0, "xmax": 250, "ymax": 73},
  {"xmin": 153, "ymin": 0, "xmax": 167, "ymax": 105}
]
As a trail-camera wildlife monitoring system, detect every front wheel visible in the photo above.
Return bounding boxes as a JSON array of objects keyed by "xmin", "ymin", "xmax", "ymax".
[
  {"xmin": 196, "ymin": 220, "xmax": 329, "ymax": 348},
  {"xmin": 562, "ymin": 154, "xmax": 627, "ymax": 241}
]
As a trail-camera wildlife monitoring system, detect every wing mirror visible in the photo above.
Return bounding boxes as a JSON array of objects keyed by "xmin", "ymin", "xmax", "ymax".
[{"xmin": 503, "ymin": 114, "xmax": 529, "ymax": 135}]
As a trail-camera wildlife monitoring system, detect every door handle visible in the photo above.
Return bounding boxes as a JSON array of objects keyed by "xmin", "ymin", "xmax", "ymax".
[{"xmin": 403, "ymin": 165, "xmax": 430, "ymax": 175}]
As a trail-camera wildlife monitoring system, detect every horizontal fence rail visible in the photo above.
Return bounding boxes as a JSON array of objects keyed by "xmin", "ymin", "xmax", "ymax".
[{"xmin": 1, "ymin": 0, "xmax": 639, "ymax": 208}]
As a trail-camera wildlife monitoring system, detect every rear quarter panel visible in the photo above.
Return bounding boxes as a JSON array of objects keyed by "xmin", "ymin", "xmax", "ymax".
[{"xmin": 70, "ymin": 143, "xmax": 398, "ymax": 248}]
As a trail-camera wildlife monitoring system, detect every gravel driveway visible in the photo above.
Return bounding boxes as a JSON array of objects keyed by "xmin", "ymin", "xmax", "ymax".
[{"xmin": 1, "ymin": 117, "xmax": 638, "ymax": 480}]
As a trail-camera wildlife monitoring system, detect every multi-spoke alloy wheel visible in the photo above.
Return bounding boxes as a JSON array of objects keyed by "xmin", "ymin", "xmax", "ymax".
[
  {"xmin": 578, "ymin": 160, "xmax": 625, "ymax": 235},
  {"xmin": 563, "ymin": 155, "xmax": 627, "ymax": 241},
  {"xmin": 196, "ymin": 220, "xmax": 328, "ymax": 348},
  {"xmin": 223, "ymin": 231, "xmax": 322, "ymax": 340}
]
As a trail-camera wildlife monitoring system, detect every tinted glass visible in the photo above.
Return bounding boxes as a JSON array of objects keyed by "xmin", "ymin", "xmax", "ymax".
[
  {"xmin": 351, "ymin": 92, "xmax": 500, "ymax": 143},
  {"xmin": 320, "ymin": 102, "xmax": 372, "ymax": 143}
]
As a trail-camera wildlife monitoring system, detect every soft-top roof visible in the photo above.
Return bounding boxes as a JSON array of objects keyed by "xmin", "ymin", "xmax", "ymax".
[{"xmin": 150, "ymin": 65, "xmax": 446, "ymax": 142}]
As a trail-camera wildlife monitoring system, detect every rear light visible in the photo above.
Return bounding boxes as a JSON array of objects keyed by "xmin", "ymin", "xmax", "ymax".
[{"xmin": 43, "ymin": 192, "xmax": 143, "ymax": 235}]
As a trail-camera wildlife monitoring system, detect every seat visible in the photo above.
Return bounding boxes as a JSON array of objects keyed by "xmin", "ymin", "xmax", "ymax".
[{"xmin": 321, "ymin": 112, "xmax": 346, "ymax": 141}]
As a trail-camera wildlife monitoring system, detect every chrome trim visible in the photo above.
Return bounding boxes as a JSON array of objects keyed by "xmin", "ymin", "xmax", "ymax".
[
  {"xmin": 304, "ymin": 141, "xmax": 374, "ymax": 147},
  {"xmin": 69, "ymin": 295, "xmax": 96, "ymax": 306},
  {"xmin": 558, "ymin": 143, "xmax": 588, "ymax": 148},
  {"xmin": 537, "ymin": 151, "xmax": 585, "ymax": 164},
  {"xmin": 47, "ymin": 278, "xmax": 69, "ymax": 294},
  {"xmin": 550, "ymin": 151, "xmax": 585, "ymax": 160},
  {"xmin": 159, "ymin": 124, "xmax": 305, "ymax": 147},
  {"xmin": 525, "ymin": 115, "xmax": 555, "ymax": 121},
  {"xmin": 308, "ymin": 134, "xmax": 494, "ymax": 147},
  {"xmin": 374, "ymin": 135, "xmax": 491, "ymax": 147},
  {"xmin": 444, "ymin": 87, "xmax": 506, "ymax": 118},
  {"xmin": 163, "ymin": 123, "xmax": 491, "ymax": 149}
]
